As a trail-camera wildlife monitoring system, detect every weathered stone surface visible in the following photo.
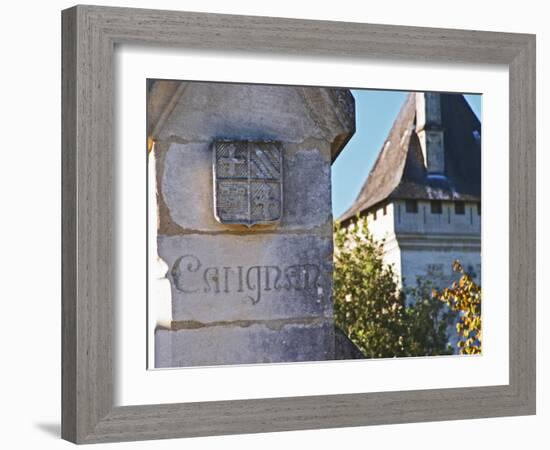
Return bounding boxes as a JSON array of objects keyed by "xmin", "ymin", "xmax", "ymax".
[
  {"xmin": 156, "ymin": 83, "xmax": 327, "ymax": 144},
  {"xmin": 334, "ymin": 327, "xmax": 365, "ymax": 360},
  {"xmin": 283, "ymin": 148, "xmax": 332, "ymax": 227},
  {"xmin": 148, "ymin": 80, "xmax": 355, "ymax": 368},
  {"xmin": 159, "ymin": 142, "xmax": 332, "ymax": 233},
  {"xmin": 155, "ymin": 320, "xmax": 335, "ymax": 367},
  {"xmin": 213, "ymin": 140, "xmax": 284, "ymax": 226},
  {"xmin": 158, "ymin": 234, "xmax": 333, "ymax": 323}
]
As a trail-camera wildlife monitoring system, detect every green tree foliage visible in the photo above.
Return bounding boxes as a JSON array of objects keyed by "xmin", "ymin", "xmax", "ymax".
[
  {"xmin": 333, "ymin": 217, "xmax": 453, "ymax": 358},
  {"xmin": 402, "ymin": 280, "xmax": 455, "ymax": 357},
  {"xmin": 433, "ymin": 261, "xmax": 482, "ymax": 355}
]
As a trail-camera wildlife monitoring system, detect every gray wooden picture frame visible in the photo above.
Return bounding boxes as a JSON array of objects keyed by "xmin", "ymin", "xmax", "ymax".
[{"xmin": 61, "ymin": 5, "xmax": 536, "ymax": 444}]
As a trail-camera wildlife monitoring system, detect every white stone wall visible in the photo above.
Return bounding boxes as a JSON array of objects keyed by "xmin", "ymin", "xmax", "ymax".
[
  {"xmin": 366, "ymin": 199, "xmax": 481, "ymax": 288},
  {"xmin": 398, "ymin": 241, "xmax": 481, "ymax": 290},
  {"xmin": 366, "ymin": 202, "xmax": 396, "ymax": 243},
  {"xmin": 365, "ymin": 199, "xmax": 481, "ymax": 351},
  {"xmin": 364, "ymin": 203, "xmax": 402, "ymax": 283},
  {"xmin": 394, "ymin": 200, "xmax": 481, "ymax": 236}
]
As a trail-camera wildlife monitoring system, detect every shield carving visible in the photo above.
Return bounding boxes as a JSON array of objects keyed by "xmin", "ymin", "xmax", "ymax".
[{"xmin": 213, "ymin": 140, "xmax": 283, "ymax": 226}]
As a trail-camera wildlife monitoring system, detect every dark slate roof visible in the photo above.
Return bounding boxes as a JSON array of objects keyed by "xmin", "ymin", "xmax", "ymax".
[{"xmin": 339, "ymin": 92, "xmax": 481, "ymax": 223}]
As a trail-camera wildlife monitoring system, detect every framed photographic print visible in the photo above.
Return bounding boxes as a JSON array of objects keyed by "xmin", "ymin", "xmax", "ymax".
[{"xmin": 62, "ymin": 5, "xmax": 535, "ymax": 444}]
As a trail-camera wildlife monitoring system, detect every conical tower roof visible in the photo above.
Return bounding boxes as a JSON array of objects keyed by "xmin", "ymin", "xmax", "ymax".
[{"xmin": 339, "ymin": 92, "xmax": 481, "ymax": 223}]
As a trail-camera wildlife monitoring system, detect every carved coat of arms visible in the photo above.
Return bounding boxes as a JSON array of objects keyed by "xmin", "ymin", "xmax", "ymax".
[{"xmin": 213, "ymin": 140, "xmax": 283, "ymax": 226}]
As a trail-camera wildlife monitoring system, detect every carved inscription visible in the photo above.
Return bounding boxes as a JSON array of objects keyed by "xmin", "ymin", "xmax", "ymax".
[
  {"xmin": 171, "ymin": 254, "xmax": 322, "ymax": 305},
  {"xmin": 213, "ymin": 140, "xmax": 283, "ymax": 226}
]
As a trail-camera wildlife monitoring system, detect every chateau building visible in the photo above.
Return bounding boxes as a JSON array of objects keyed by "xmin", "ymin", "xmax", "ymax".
[{"xmin": 339, "ymin": 92, "xmax": 481, "ymax": 293}]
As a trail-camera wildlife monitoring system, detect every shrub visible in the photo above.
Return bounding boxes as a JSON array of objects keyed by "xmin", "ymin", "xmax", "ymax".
[
  {"xmin": 333, "ymin": 217, "xmax": 453, "ymax": 358},
  {"xmin": 433, "ymin": 261, "xmax": 482, "ymax": 355}
]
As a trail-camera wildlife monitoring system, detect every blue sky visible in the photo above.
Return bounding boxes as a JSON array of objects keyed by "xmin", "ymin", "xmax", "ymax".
[{"xmin": 331, "ymin": 90, "xmax": 482, "ymax": 218}]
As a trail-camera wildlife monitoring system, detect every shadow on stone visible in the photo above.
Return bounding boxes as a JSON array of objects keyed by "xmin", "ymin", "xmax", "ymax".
[{"xmin": 334, "ymin": 326, "xmax": 366, "ymax": 360}]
